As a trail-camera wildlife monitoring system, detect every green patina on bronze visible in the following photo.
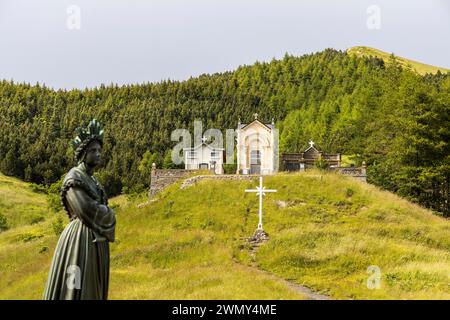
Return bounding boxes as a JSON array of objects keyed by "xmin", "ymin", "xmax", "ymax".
[{"xmin": 43, "ymin": 119, "xmax": 116, "ymax": 300}]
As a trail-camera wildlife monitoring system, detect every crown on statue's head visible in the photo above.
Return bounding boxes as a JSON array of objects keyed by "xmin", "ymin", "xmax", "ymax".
[{"xmin": 72, "ymin": 118, "xmax": 104, "ymax": 162}]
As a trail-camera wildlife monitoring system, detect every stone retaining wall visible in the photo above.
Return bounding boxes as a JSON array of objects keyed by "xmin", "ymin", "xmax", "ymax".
[
  {"xmin": 149, "ymin": 163, "xmax": 198, "ymax": 199},
  {"xmin": 180, "ymin": 174, "xmax": 255, "ymax": 189},
  {"xmin": 333, "ymin": 165, "xmax": 367, "ymax": 182},
  {"xmin": 149, "ymin": 163, "xmax": 367, "ymax": 199}
]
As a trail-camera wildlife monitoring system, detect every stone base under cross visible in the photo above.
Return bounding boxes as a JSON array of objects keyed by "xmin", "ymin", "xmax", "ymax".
[{"xmin": 249, "ymin": 228, "xmax": 270, "ymax": 245}]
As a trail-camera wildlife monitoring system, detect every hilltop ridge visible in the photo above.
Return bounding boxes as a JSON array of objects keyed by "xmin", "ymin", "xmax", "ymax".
[{"xmin": 347, "ymin": 46, "xmax": 450, "ymax": 75}]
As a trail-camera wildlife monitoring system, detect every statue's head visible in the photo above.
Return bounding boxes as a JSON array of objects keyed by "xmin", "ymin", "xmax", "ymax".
[
  {"xmin": 71, "ymin": 119, "xmax": 104, "ymax": 167},
  {"xmin": 83, "ymin": 140, "xmax": 102, "ymax": 168}
]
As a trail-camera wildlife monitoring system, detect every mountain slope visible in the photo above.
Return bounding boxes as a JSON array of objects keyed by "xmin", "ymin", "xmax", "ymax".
[
  {"xmin": 347, "ymin": 46, "xmax": 450, "ymax": 75},
  {"xmin": 0, "ymin": 171, "xmax": 449, "ymax": 299},
  {"xmin": 0, "ymin": 173, "xmax": 51, "ymax": 229},
  {"xmin": 0, "ymin": 173, "xmax": 306, "ymax": 299},
  {"xmin": 1, "ymin": 47, "xmax": 449, "ymax": 217},
  {"xmin": 0, "ymin": 173, "xmax": 63, "ymax": 298}
]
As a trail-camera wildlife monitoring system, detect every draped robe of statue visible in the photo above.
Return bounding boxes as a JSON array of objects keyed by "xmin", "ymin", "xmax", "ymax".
[{"xmin": 43, "ymin": 162, "xmax": 116, "ymax": 300}]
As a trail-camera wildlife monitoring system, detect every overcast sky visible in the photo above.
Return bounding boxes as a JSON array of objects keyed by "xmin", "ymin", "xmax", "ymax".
[{"xmin": 0, "ymin": 0, "xmax": 449, "ymax": 89}]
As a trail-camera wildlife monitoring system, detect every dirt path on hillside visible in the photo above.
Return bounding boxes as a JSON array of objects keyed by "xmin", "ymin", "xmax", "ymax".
[
  {"xmin": 237, "ymin": 230, "xmax": 330, "ymax": 300},
  {"xmin": 249, "ymin": 265, "xmax": 330, "ymax": 300}
]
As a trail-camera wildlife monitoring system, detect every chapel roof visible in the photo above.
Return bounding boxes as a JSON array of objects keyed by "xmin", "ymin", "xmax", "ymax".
[{"xmin": 238, "ymin": 113, "xmax": 275, "ymax": 130}]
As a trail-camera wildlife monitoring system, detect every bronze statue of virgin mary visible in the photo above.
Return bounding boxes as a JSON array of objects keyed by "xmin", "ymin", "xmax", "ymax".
[{"xmin": 43, "ymin": 119, "xmax": 116, "ymax": 300}]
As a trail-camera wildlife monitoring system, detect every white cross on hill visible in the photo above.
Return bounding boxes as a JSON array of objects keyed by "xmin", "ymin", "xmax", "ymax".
[{"xmin": 245, "ymin": 176, "xmax": 277, "ymax": 230}]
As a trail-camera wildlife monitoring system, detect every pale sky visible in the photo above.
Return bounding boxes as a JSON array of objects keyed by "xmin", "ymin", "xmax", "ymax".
[{"xmin": 0, "ymin": 0, "xmax": 449, "ymax": 89}]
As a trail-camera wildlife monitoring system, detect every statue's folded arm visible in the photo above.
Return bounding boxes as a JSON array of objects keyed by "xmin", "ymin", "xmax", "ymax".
[{"xmin": 66, "ymin": 187, "xmax": 116, "ymax": 242}]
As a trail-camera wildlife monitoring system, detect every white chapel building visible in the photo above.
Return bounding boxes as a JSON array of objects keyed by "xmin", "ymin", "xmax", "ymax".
[{"xmin": 236, "ymin": 114, "xmax": 278, "ymax": 175}]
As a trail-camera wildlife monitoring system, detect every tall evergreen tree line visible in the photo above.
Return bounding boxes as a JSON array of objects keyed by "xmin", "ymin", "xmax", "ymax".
[{"xmin": 0, "ymin": 49, "xmax": 448, "ymax": 215}]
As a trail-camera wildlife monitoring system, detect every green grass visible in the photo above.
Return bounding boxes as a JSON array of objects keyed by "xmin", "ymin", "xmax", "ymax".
[
  {"xmin": 0, "ymin": 170, "xmax": 449, "ymax": 299},
  {"xmin": 0, "ymin": 173, "xmax": 51, "ymax": 228},
  {"xmin": 347, "ymin": 46, "xmax": 450, "ymax": 75},
  {"xmin": 0, "ymin": 173, "xmax": 305, "ymax": 300},
  {"xmin": 340, "ymin": 155, "xmax": 356, "ymax": 167}
]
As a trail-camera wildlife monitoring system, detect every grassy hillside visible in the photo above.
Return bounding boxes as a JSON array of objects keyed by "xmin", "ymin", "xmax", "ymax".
[
  {"xmin": 347, "ymin": 46, "xmax": 450, "ymax": 75},
  {"xmin": 0, "ymin": 173, "xmax": 50, "ymax": 229},
  {"xmin": 0, "ymin": 172, "xmax": 306, "ymax": 299},
  {"xmin": 1, "ymin": 171, "xmax": 449, "ymax": 299},
  {"xmin": 0, "ymin": 172, "xmax": 64, "ymax": 297}
]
